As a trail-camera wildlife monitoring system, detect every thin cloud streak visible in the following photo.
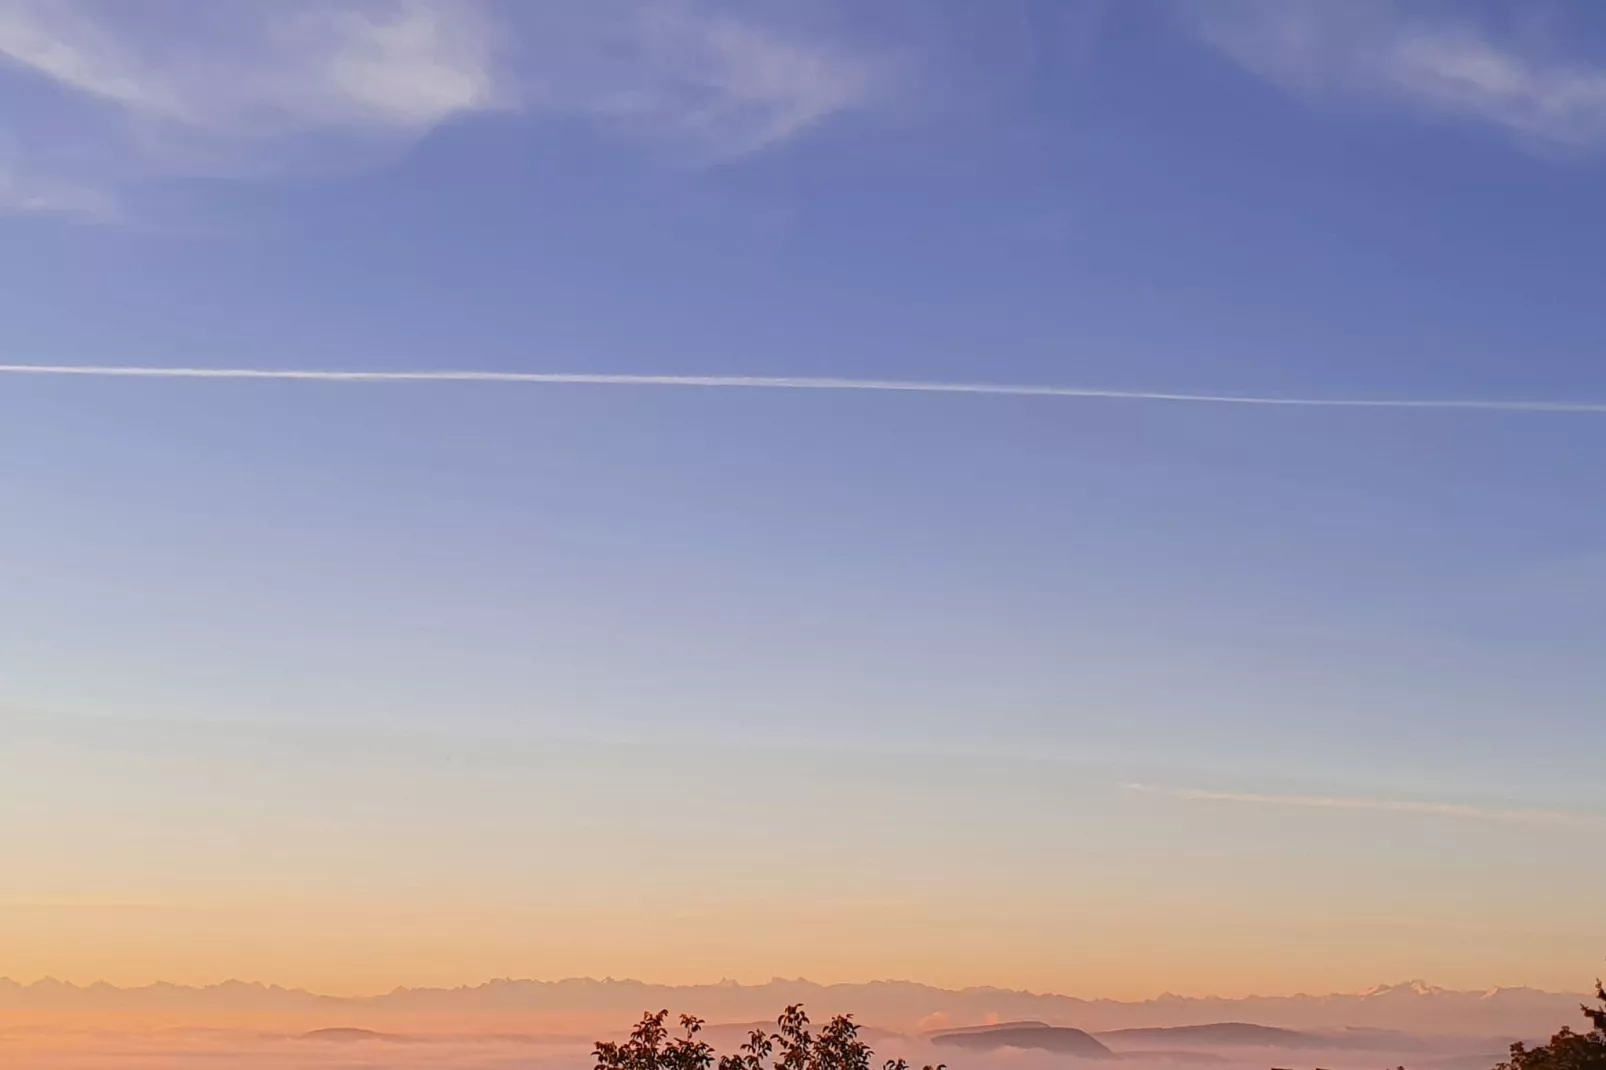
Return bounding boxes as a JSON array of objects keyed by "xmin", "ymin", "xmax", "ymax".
[
  {"xmin": 3, "ymin": 362, "xmax": 1606, "ymax": 413},
  {"xmin": 0, "ymin": 1, "xmax": 884, "ymax": 217},
  {"xmin": 0, "ymin": 896, "xmax": 226, "ymax": 913},
  {"xmin": 1191, "ymin": 0, "xmax": 1606, "ymax": 151},
  {"xmin": 1122, "ymin": 783, "xmax": 1606, "ymax": 827}
]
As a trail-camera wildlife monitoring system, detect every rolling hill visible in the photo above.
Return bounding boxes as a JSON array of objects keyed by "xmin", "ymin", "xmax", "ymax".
[{"xmin": 929, "ymin": 1021, "xmax": 1113, "ymax": 1057}]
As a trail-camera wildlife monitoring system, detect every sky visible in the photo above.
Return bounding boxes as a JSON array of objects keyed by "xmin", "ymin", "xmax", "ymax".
[{"xmin": 1, "ymin": 0, "xmax": 1605, "ymax": 1001}]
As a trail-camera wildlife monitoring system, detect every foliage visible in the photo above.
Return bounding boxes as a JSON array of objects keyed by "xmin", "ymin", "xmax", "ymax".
[
  {"xmin": 594, "ymin": 1005, "xmax": 945, "ymax": 1070},
  {"xmin": 594, "ymin": 1010, "xmax": 720, "ymax": 1070},
  {"xmin": 1493, "ymin": 975, "xmax": 1606, "ymax": 1070},
  {"xmin": 1586, "ymin": 977, "xmax": 1606, "ymax": 1035},
  {"xmin": 1495, "ymin": 1028, "xmax": 1605, "ymax": 1070}
]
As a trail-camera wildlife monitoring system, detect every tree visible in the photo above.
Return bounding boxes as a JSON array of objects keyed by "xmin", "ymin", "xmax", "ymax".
[
  {"xmin": 595, "ymin": 1005, "xmax": 945, "ymax": 1070},
  {"xmin": 1586, "ymin": 977, "xmax": 1606, "ymax": 1035},
  {"xmin": 1492, "ymin": 972, "xmax": 1606, "ymax": 1070},
  {"xmin": 593, "ymin": 1010, "xmax": 718, "ymax": 1070}
]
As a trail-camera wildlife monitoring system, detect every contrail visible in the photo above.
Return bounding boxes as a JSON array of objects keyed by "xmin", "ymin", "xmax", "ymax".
[
  {"xmin": 1121, "ymin": 783, "xmax": 1606, "ymax": 827},
  {"xmin": 3, "ymin": 362, "xmax": 1606, "ymax": 413}
]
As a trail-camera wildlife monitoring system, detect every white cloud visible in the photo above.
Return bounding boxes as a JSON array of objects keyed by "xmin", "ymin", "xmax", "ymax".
[
  {"xmin": 0, "ymin": 0, "xmax": 507, "ymax": 214},
  {"xmin": 308, "ymin": 3, "xmax": 504, "ymax": 130},
  {"xmin": 1122, "ymin": 782, "xmax": 1605, "ymax": 827},
  {"xmin": 0, "ymin": 0, "xmax": 505, "ymax": 136},
  {"xmin": 1191, "ymin": 0, "xmax": 1606, "ymax": 151},
  {"xmin": 597, "ymin": 7, "xmax": 879, "ymax": 158},
  {"xmin": 0, "ymin": 0, "xmax": 882, "ymax": 218}
]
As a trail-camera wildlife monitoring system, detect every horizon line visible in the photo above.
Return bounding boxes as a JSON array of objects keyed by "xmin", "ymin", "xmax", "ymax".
[
  {"xmin": 4, "ymin": 363, "xmax": 1606, "ymax": 413},
  {"xmin": 0, "ymin": 974, "xmax": 1578, "ymax": 1001}
]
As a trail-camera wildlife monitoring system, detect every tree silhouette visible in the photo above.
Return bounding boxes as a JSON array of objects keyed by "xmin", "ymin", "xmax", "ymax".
[
  {"xmin": 595, "ymin": 1005, "xmax": 945, "ymax": 1070},
  {"xmin": 1586, "ymin": 977, "xmax": 1606, "ymax": 1035},
  {"xmin": 593, "ymin": 1010, "xmax": 718, "ymax": 1070},
  {"xmin": 1492, "ymin": 971, "xmax": 1606, "ymax": 1070}
]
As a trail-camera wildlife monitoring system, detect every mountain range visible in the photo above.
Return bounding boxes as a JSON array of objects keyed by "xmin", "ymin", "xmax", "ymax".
[{"xmin": 0, "ymin": 977, "xmax": 1582, "ymax": 1038}]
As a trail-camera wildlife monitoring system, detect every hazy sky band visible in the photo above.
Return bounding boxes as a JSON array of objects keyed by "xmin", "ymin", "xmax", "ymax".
[{"xmin": 4, "ymin": 363, "xmax": 1606, "ymax": 413}]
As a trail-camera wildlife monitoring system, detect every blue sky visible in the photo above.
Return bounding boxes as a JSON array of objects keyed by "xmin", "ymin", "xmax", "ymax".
[{"xmin": 1, "ymin": 0, "xmax": 1604, "ymax": 995}]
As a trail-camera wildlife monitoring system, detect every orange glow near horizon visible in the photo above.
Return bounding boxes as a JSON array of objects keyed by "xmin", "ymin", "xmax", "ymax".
[
  {"xmin": 1, "ymin": 889, "xmax": 1593, "ymax": 1001},
  {"xmin": 6, "ymin": 720, "xmax": 1601, "ymax": 1005}
]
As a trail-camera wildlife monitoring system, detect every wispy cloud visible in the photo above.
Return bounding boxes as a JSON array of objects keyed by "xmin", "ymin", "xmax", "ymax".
[
  {"xmin": 0, "ymin": 155, "xmax": 113, "ymax": 218},
  {"xmin": 0, "ymin": 895, "xmax": 225, "ymax": 912},
  {"xmin": 0, "ymin": 0, "xmax": 883, "ymax": 218},
  {"xmin": 0, "ymin": 0, "xmax": 508, "ymax": 215},
  {"xmin": 559, "ymin": 4, "xmax": 882, "ymax": 160},
  {"xmin": 1123, "ymin": 782, "xmax": 1605, "ymax": 827},
  {"xmin": 1189, "ymin": 0, "xmax": 1606, "ymax": 152},
  {"xmin": 0, "ymin": 1, "xmax": 509, "ymax": 135}
]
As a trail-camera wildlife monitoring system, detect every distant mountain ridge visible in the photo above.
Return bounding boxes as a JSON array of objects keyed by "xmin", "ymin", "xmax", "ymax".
[
  {"xmin": 1095, "ymin": 1023, "xmax": 1457, "ymax": 1051},
  {"xmin": 300, "ymin": 1027, "xmax": 413, "ymax": 1044},
  {"xmin": 1099, "ymin": 1024, "xmax": 1330, "ymax": 1049},
  {"xmin": 0, "ymin": 976, "xmax": 1580, "ymax": 1038},
  {"xmin": 929, "ymin": 1021, "xmax": 1112, "ymax": 1057}
]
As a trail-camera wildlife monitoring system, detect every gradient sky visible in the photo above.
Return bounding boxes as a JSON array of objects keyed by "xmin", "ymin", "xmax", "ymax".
[{"xmin": 2, "ymin": 0, "xmax": 1605, "ymax": 1000}]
